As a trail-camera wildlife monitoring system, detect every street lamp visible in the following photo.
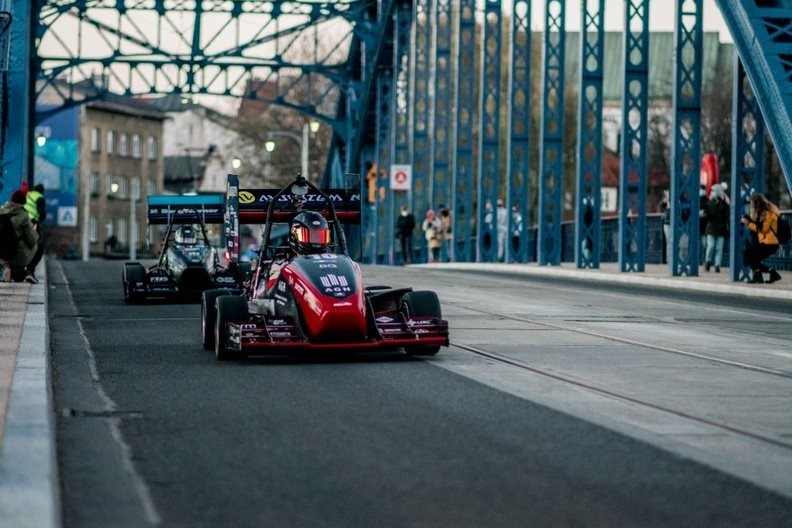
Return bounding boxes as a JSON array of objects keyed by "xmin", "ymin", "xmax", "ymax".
[
  {"xmin": 231, "ymin": 157, "xmax": 241, "ymax": 170},
  {"xmin": 264, "ymin": 121, "xmax": 319, "ymax": 178}
]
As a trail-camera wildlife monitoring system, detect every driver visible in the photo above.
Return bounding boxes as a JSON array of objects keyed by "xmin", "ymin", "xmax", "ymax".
[
  {"xmin": 261, "ymin": 211, "xmax": 331, "ymax": 295},
  {"xmin": 174, "ymin": 225, "xmax": 198, "ymax": 245}
]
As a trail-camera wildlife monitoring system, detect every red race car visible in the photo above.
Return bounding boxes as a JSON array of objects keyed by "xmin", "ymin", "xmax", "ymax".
[{"xmin": 202, "ymin": 175, "xmax": 449, "ymax": 360}]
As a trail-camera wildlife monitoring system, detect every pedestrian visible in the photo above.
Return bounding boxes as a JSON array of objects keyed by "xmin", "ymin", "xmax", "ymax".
[
  {"xmin": 439, "ymin": 205, "xmax": 453, "ymax": 262},
  {"xmin": 422, "ymin": 209, "xmax": 442, "ymax": 263},
  {"xmin": 703, "ymin": 183, "xmax": 729, "ymax": 272},
  {"xmin": 24, "ymin": 183, "xmax": 46, "ymax": 282},
  {"xmin": 395, "ymin": 205, "xmax": 416, "ymax": 265},
  {"xmin": 0, "ymin": 190, "xmax": 39, "ymax": 283},
  {"xmin": 660, "ymin": 190, "xmax": 671, "ymax": 263},
  {"xmin": 741, "ymin": 193, "xmax": 782, "ymax": 284},
  {"xmin": 699, "ymin": 184, "xmax": 708, "ymax": 264},
  {"xmin": 496, "ymin": 198, "xmax": 507, "ymax": 262}
]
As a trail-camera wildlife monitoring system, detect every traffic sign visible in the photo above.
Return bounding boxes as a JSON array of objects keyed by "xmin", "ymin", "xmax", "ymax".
[{"xmin": 390, "ymin": 164, "xmax": 412, "ymax": 191}]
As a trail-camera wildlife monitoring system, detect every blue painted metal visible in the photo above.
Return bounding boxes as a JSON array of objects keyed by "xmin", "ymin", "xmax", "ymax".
[
  {"xmin": 575, "ymin": 0, "xmax": 605, "ymax": 269},
  {"xmin": 390, "ymin": 0, "xmax": 412, "ymax": 265},
  {"xmin": 507, "ymin": 0, "xmax": 532, "ymax": 264},
  {"xmin": 432, "ymin": 0, "xmax": 452, "ymax": 262},
  {"xmin": 538, "ymin": 0, "xmax": 566, "ymax": 266},
  {"xmin": 374, "ymin": 68, "xmax": 393, "ymax": 265},
  {"xmin": 477, "ymin": 0, "xmax": 504, "ymax": 263},
  {"xmin": 715, "ymin": 0, "xmax": 792, "ymax": 193},
  {"xmin": 669, "ymin": 0, "xmax": 703, "ymax": 277},
  {"xmin": 411, "ymin": 0, "xmax": 432, "ymax": 263},
  {"xmin": 617, "ymin": 0, "xmax": 649, "ymax": 272},
  {"xmin": 453, "ymin": 0, "xmax": 476, "ymax": 263},
  {"xmin": 0, "ymin": 0, "xmax": 32, "ymax": 203},
  {"xmin": 730, "ymin": 57, "xmax": 766, "ymax": 282}
]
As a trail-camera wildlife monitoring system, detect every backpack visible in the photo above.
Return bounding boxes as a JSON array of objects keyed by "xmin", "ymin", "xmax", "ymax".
[
  {"xmin": 774, "ymin": 216, "xmax": 791, "ymax": 245},
  {"xmin": 0, "ymin": 212, "xmax": 19, "ymax": 259}
]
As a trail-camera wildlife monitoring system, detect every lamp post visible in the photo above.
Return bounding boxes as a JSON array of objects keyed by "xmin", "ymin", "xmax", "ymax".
[{"xmin": 264, "ymin": 121, "xmax": 319, "ymax": 179}]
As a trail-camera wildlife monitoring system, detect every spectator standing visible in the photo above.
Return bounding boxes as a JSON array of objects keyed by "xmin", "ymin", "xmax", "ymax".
[
  {"xmin": 703, "ymin": 183, "xmax": 729, "ymax": 272},
  {"xmin": 422, "ymin": 209, "xmax": 442, "ymax": 263},
  {"xmin": 496, "ymin": 199, "xmax": 508, "ymax": 262},
  {"xmin": 439, "ymin": 205, "xmax": 453, "ymax": 262},
  {"xmin": 24, "ymin": 183, "xmax": 46, "ymax": 282},
  {"xmin": 660, "ymin": 190, "xmax": 671, "ymax": 263},
  {"xmin": 395, "ymin": 205, "xmax": 416, "ymax": 265},
  {"xmin": 0, "ymin": 190, "xmax": 39, "ymax": 282},
  {"xmin": 741, "ymin": 193, "xmax": 782, "ymax": 284}
]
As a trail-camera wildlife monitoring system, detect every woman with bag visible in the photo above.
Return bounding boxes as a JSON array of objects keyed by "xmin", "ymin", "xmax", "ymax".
[
  {"xmin": 741, "ymin": 193, "xmax": 782, "ymax": 284},
  {"xmin": 422, "ymin": 209, "xmax": 442, "ymax": 263}
]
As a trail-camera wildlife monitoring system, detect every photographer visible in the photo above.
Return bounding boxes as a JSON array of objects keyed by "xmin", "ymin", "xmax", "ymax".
[{"xmin": 741, "ymin": 193, "xmax": 781, "ymax": 284}]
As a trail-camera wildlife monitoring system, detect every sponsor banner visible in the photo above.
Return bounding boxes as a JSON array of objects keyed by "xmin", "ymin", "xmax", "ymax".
[
  {"xmin": 147, "ymin": 194, "xmax": 225, "ymax": 224},
  {"xmin": 237, "ymin": 188, "xmax": 361, "ymax": 212}
]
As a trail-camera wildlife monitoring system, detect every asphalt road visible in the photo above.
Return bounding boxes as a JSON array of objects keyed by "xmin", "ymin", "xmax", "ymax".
[{"xmin": 49, "ymin": 259, "xmax": 792, "ymax": 527}]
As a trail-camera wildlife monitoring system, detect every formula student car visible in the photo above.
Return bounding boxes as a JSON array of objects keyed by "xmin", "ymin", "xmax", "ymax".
[
  {"xmin": 123, "ymin": 195, "xmax": 247, "ymax": 303},
  {"xmin": 201, "ymin": 174, "xmax": 449, "ymax": 360}
]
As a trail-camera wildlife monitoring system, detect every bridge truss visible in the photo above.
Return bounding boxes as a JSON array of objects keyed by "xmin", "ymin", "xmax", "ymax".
[{"xmin": 1, "ymin": 0, "xmax": 790, "ymax": 277}]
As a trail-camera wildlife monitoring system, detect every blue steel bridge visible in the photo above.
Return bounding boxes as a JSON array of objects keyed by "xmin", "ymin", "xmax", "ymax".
[{"xmin": 0, "ymin": 0, "xmax": 790, "ymax": 278}]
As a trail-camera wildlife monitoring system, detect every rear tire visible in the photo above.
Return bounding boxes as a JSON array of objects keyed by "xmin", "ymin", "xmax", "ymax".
[
  {"xmin": 401, "ymin": 290, "xmax": 442, "ymax": 356},
  {"xmin": 202, "ymin": 289, "xmax": 231, "ymax": 350},
  {"xmin": 123, "ymin": 263, "xmax": 145, "ymax": 304},
  {"xmin": 215, "ymin": 295, "xmax": 249, "ymax": 361}
]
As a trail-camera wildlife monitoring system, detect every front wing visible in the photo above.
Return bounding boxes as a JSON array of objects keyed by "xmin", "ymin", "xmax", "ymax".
[{"xmin": 226, "ymin": 310, "xmax": 448, "ymax": 352}]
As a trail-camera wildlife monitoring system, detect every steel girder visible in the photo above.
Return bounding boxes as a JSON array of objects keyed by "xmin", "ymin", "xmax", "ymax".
[
  {"xmin": 538, "ymin": 0, "xmax": 566, "ymax": 266},
  {"xmin": 476, "ymin": 0, "xmax": 504, "ymax": 263},
  {"xmin": 452, "ymin": 0, "xmax": 476, "ymax": 263},
  {"xmin": 669, "ymin": 0, "xmax": 703, "ymax": 277},
  {"xmin": 715, "ymin": 0, "xmax": 792, "ymax": 193},
  {"xmin": 575, "ymin": 0, "xmax": 605, "ymax": 269},
  {"xmin": 730, "ymin": 57, "xmax": 766, "ymax": 282},
  {"xmin": 432, "ymin": 0, "xmax": 452, "ymax": 262},
  {"xmin": 411, "ymin": 0, "xmax": 432, "ymax": 263},
  {"xmin": 617, "ymin": 0, "xmax": 649, "ymax": 272},
  {"xmin": 373, "ymin": 68, "xmax": 393, "ymax": 264},
  {"xmin": 507, "ymin": 0, "xmax": 531, "ymax": 264},
  {"xmin": 1, "ymin": 0, "xmax": 32, "ymax": 202}
]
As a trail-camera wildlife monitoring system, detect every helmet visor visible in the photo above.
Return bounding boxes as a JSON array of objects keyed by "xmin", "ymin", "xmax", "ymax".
[{"xmin": 293, "ymin": 226, "xmax": 330, "ymax": 245}]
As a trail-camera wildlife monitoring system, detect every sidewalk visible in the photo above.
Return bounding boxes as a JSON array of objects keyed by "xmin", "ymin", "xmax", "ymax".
[
  {"xmin": 0, "ymin": 260, "xmax": 788, "ymax": 528},
  {"xmin": 0, "ymin": 263, "xmax": 58, "ymax": 528}
]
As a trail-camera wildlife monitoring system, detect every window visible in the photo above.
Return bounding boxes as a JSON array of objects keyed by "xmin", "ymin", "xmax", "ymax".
[
  {"xmin": 117, "ymin": 218, "xmax": 128, "ymax": 245},
  {"xmin": 90, "ymin": 128, "xmax": 101, "ymax": 153},
  {"xmin": 147, "ymin": 179, "xmax": 156, "ymax": 196},
  {"xmin": 119, "ymin": 134, "xmax": 129, "ymax": 157},
  {"xmin": 107, "ymin": 131, "xmax": 115, "ymax": 155},
  {"xmin": 131, "ymin": 177, "xmax": 141, "ymax": 200},
  {"xmin": 89, "ymin": 216, "xmax": 98, "ymax": 243},
  {"xmin": 118, "ymin": 176, "xmax": 129, "ymax": 199},
  {"xmin": 132, "ymin": 134, "xmax": 142, "ymax": 159},
  {"xmin": 147, "ymin": 137, "xmax": 158, "ymax": 161},
  {"xmin": 90, "ymin": 172, "xmax": 100, "ymax": 196}
]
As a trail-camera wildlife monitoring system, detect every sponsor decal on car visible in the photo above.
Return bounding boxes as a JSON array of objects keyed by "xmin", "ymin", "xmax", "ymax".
[
  {"xmin": 407, "ymin": 319, "xmax": 433, "ymax": 326},
  {"xmin": 376, "ymin": 316, "xmax": 394, "ymax": 323},
  {"xmin": 215, "ymin": 276, "xmax": 236, "ymax": 284},
  {"xmin": 150, "ymin": 276, "xmax": 170, "ymax": 283}
]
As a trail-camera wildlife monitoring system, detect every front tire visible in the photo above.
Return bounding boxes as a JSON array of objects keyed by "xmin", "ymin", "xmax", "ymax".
[
  {"xmin": 401, "ymin": 290, "xmax": 442, "ymax": 356},
  {"xmin": 202, "ymin": 289, "xmax": 231, "ymax": 350},
  {"xmin": 215, "ymin": 295, "xmax": 249, "ymax": 361},
  {"xmin": 123, "ymin": 263, "xmax": 145, "ymax": 304}
]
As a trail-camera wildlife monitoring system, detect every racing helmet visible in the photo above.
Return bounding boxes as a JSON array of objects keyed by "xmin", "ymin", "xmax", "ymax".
[
  {"xmin": 289, "ymin": 211, "xmax": 330, "ymax": 255},
  {"xmin": 174, "ymin": 225, "xmax": 198, "ymax": 245}
]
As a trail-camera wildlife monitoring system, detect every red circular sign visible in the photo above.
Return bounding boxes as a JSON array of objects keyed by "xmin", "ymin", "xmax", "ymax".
[{"xmin": 395, "ymin": 171, "xmax": 407, "ymax": 184}]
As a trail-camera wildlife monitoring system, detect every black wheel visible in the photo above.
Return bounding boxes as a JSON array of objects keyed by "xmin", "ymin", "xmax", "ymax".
[
  {"xmin": 123, "ymin": 263, "xmax": 145, "ymax": 304},
  {"xmin": 202, "ymin": 289, "xmax": 231, "ymax": 350},
  {"xmin": 215, "ymin": 295, "xmax": 249, "ymax": 361},
  {"xmin": 401, "ymin": 290, "xmax": 442, "ymax": 356}
]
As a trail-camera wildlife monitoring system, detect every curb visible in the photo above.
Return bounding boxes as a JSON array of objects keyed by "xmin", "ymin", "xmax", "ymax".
[
  {"xmin": 416, "ymin": 263, "xmax": 792, "ymax": 301},
  {"xmin": 0, "ymin": 262, "xmax": 60, "ymax": 528}
]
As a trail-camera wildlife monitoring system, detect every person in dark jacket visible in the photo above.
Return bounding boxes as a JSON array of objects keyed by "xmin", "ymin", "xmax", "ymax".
[
  {"xmin": 0, "ymin": 190, "xmax": 39, "ymax": 282},
  {"xmin": 703, "ymin": 184, "xmax": 729, "ymax": 272},
  {"xmin": 395, "ymin": 205, "xmax": 416, "ymax": 264}
]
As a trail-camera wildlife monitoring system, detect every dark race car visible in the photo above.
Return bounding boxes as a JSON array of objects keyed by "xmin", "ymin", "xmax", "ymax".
[
  {"xmin": 123, "ymin": 194, "xmax": 247, "ymax": 303},
  {"xmin": 201, "ymin": 174, "xmax": 449, "ymax": 360}
]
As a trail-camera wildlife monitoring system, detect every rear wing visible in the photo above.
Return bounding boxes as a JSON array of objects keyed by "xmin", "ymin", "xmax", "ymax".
[
  {"xmin": 225, "ymin": 174, "xmax": 361, "ymax": 263},
  {"xmin": 147, "ymin": 194, "xmax": 225, "ymax": 225}
]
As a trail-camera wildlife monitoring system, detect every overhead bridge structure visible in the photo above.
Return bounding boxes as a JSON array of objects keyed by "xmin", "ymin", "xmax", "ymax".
[{"xmin": 0, "ymin": 0, "xmax": 790, "ymax": 279}]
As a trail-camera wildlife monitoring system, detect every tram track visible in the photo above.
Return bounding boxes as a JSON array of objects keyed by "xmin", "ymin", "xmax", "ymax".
[
  {"xmin": 450, "ymin": 302, "xmax": 792, "ymax": 380},
  {"xmin": 444, "ymin": 302, "xmax": 792, "ymax": 452}
]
